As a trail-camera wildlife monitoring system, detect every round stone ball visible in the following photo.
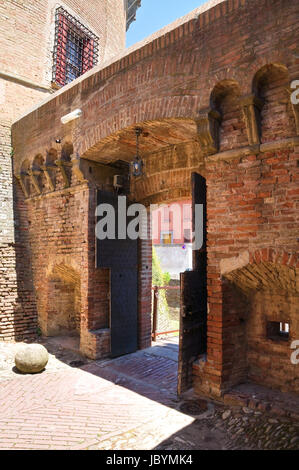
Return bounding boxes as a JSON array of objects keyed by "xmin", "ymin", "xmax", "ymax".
[{"xmin": 15, "ymin": 344, "xmax": 49, "ymax": 374}]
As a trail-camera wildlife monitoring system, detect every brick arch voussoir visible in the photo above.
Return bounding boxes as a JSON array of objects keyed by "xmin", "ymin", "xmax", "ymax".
[
  {"xmin": 221, "ymin": 248, "xmax": 299, "ymax": 296},
  {"xmin": 205, "ymin": 71, "xmax": 252, "ymax": 107},
  {"xmin": 134, "ymin": 167, "xmax": 196, "ymax": 204},
  {"xmin": 78, "ymin": 102, "xmax": 201, "ymax": 158},
  {"xmin": 249, "ymin": 249, "xmax": 299, "ymax": 269},
  {"xmin": 139, "ymin": 188, "xmax": 192, "ymax": 207}
]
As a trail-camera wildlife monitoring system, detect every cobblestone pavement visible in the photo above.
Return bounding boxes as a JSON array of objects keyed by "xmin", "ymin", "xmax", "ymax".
[{"xmin": 0, "ymin": 338, "xmax": 298, "ymax": 450}]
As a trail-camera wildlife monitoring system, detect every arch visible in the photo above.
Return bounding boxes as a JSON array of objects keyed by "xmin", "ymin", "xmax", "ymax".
[
  {"xmin": 132, "ymin": 142, "xmax": 202, "ymax": 205},
  {"xmin": 252, "ymin": 63, "xmax": 289, "ymax": 96},
  {"xmin": 32, "ymin": 154, "xmax": 44, "ymax": 170},
  {"xmin": 221, "ymin": 249, "xmax": 299, "ymax": 295},
  {"xmin": 210, "ymin": 80, "xmax": 247, "ymax": 152},
  {"xmin": 252, "ymin": 63, "xmax": 296, "ymax": 142},
  {"xmin": 210, "ymin": 79, "xmax": 241, "ymax": 109},
  {"xmin": 81, "ymin": 118, "xmax": 199, "ymax": 164}
]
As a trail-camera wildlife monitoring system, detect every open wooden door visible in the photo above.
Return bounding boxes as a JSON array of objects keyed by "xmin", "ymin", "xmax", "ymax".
[{"xmin": 177, "ymin": 173, "xmax": 207, "ymax": 395}]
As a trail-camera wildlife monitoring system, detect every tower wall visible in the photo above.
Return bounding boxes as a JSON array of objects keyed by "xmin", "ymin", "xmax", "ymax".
[{"xmin": 0, "ymin": 0, "xmax": 127, "ymax": 340}]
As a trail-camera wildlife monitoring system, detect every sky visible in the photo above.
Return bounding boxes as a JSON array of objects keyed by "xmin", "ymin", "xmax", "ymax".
[{"xmin": 126, "ymin": 0, "xmax": 208, "ymax": 48}]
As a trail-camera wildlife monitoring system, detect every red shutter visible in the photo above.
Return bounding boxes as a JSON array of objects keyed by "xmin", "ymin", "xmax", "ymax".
[
  {"xmin": 82, "ymin": 38, "xmax": 94, "ymax": 74},
  {"xmin": 55, "ymin": 14, "xmax": 68, "ymax": 86}
]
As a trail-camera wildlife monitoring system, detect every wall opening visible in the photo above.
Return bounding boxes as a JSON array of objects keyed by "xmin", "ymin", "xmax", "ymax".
[
  {"xmin": 223, "ymin": 257, "xmax": 299, "ymax": 394},
  {"xmin": 151, "ymin": 200, "xmax": 193, "ymax": 341},
  {"xmin": 267, "ymin": 321, "xmax": 290, "ymax": 342}
]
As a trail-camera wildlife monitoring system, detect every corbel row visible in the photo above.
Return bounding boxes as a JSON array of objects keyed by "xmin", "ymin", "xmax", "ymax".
[{"xmin": 16, "ymin": 153, "xmax": 86, "ymax": 198}]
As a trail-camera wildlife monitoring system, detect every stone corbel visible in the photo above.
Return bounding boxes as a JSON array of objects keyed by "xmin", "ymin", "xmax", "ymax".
[
  {"xmin": 196, "ymin": 109, "xmax": 221, "ymax": 156},
  {"xmin": 55, "ymin": 159, "xmax": 70, "ymax": 188},
  {"xmin": 241, "ymin": 94, "xmax": 263, "ymax": 147},
  {"xmin": 71, "ymin": 153, "xmax": 86, "ymax": 182},
  {"xmin": 41, "ymin": 165, "xmax": 55, "ymax": 191},
  {"xmin": 28, "ymin": 169, "xmax": 41, "ymax": 195},
  {"xmin": 15, "ymin": 174, "xmax": 29, "ymax": 198}
]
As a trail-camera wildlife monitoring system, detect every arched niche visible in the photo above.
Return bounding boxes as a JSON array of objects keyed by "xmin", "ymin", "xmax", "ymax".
[
  {"xmin": 252, "ymin": 64, "xmax": 296, "ymax": 143},
  {"xmin": 210, "ymin": 80, "xmax": 247, "ymax": 152}
]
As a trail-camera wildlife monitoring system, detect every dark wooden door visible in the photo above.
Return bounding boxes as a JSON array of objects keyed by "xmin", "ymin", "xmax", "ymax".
[
  {"xmin": 177, "ymin": 173, "xmax": 207, "ymax": 395},
  {"xmin": 96, "ymin": 191, "xmax": 138, "ymax": 357}
]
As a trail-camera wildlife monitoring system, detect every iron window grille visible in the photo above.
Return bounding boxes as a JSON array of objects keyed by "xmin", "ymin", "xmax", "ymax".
[{"xmin": 52, "ymin": 7, "xmax": 99, "ymax": 87}]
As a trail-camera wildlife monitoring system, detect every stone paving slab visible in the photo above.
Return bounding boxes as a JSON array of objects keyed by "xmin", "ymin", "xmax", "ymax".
[{"xmin": 143, "ymin": 345, "xmax": 179, "ymax": 362}]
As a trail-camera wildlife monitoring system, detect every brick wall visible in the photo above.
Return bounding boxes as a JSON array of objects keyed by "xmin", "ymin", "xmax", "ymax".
[
  {"xmin": 247, "ymin": 290, "xmax": 298, "ymax": 393},
  {"xmin": 194, "ymin": 143, "xmax": 299, "ymax": 396},
  {"xmin": 22, "ymin": 181, "xmax": 111, "ymax": 359},
  {"xmin": 0, "ymin": 0, "xmax": 127, "ymax": 341}
]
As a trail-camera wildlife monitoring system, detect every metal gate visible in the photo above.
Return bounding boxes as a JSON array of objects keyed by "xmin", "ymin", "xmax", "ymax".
[
  {"xmin": 177, "ymin": 173, "xmax": 207, "ymax": 395},
  {"xmin": 96, "ymin": 191, "xmax": 138, "ymax": 357}
]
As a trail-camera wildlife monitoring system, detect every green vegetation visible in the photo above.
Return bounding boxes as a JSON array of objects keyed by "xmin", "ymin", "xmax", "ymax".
[
  {"xmin": 152, "ymin": 247, "xmax": 178, "ymax": 333},
  {"xmin": 152, "ymin": 247, "xmax": 165, "ymax": 287}
]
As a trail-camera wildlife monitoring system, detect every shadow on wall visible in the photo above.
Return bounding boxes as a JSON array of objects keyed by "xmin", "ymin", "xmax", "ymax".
[
  {"xmin": 12, "ymin": 176, "xmax": 37, "ymax": 341},
  {"xmin": 46, "ymin": 264, "xmax": 81, "ymax": 337}
]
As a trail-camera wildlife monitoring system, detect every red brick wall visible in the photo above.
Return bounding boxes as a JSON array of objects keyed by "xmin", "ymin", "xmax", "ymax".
[
  {"xmin": 194, "ymin": 144, "xmax": 299, "ymax": 397},
  {"xmin": 0, "ymin": 183, "xmax": 38, "ymax": 341},
  {"xmin": 22, "ymin": 182, "xmax": 111, "ymax": 358},
  {"xmin": 247, "ymin": 291, "xmax": 298, "ymax": 393}
]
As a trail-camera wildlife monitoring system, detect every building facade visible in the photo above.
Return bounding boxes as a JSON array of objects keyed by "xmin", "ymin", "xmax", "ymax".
[
  {"xmin": 152, "ymin": 201, "xmax": 193, "ymax": 278},
  {"xmin": 152, "ymin": 201, "xmax": 192, "ymax": 245},
  {"xmin": 1, "ymin": 0, "xmax": 299, "ymax": 401}
]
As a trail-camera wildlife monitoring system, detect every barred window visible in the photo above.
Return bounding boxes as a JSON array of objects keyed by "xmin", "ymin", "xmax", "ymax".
[{"xmin": 52, "ymin": 7, "xmax": 99, "ymax": 87}]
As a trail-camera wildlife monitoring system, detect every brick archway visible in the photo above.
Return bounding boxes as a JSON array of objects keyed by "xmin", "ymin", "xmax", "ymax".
[
  {"xmin": 199, "ymin": 249, "xmax": 299, "ymax": 397},
  {"xmin": 221, "ymin": 249, "xmax": 299, "ymax": 293}
]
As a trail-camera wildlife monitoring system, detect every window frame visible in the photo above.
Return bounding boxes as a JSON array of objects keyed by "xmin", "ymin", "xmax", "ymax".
[
  {"xmin": 161, "ymin": 231, "xmax": 173, "ymax": 245},
  {"xmin": 52, "ymin": 7, "xmax": 99, "ymax": 87}
]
